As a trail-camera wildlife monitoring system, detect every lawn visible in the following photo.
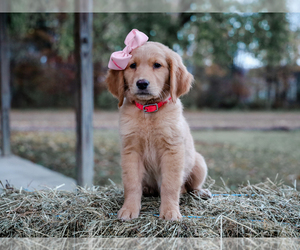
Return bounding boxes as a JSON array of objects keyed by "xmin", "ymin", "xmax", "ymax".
[
  {"xmin": 193, "ymin": 131, "xmax": 300, "ymax": 189},
  {"xmin": 11, "ymin": 129, "xmax": 300, "ymax": 190}
]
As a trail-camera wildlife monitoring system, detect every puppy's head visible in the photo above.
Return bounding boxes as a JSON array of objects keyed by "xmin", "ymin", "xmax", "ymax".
[{"xmin": 106, "ymin": 41, "xmax": 194, "ymax": 107}]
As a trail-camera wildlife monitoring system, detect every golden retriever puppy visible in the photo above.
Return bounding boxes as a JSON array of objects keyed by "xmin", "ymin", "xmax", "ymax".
[{"xmin": 106, "ymin": 41, "xmax": 211, "ymax": 221}]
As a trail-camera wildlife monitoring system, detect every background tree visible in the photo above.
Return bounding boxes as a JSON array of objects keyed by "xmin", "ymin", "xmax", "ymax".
[{"xmin": 7, "ymin": 13, "xmax": 300, "ymax": 109}]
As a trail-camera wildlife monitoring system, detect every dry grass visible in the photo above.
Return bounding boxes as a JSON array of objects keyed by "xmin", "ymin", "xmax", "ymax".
[{"xmin": 1, "ymin": 177, "xmax": 299, "ymax": 238}]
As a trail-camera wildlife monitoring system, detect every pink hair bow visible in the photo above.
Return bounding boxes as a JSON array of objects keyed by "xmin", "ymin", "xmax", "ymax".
[{"xmin": 108, "ymin": 29, "xmax": 148, "ymax": 70}]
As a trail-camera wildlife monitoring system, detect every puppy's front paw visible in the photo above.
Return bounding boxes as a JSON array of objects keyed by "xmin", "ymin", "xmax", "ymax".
[
  {"xmin": 192, "ymin": 188, "xmax": 212, "ymax": 200},
  {"xmin": 117, "ymin": 204, "xmax": 140, "ymax": 221},
  {"xmin": 159, "ymin": 206, "xmax": 182, "ymax": 221}
]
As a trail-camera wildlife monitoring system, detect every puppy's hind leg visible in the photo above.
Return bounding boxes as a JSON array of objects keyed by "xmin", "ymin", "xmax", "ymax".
[
  {"xmin": 185, "ymin": 152, "xmax": 212, "ymax": 199},
  {"xmin": 142, "ymin": 185, "xmax": 160, "ymax": 197}
]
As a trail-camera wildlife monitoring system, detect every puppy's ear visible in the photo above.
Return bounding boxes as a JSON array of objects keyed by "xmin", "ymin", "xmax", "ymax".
[
  {"xmin": 167, "ymin": 51, "xmax": 194, "ymax": 103},
  {"xmin": 106, "ymin": 69, "xmax": 125, "ymax": 107}
]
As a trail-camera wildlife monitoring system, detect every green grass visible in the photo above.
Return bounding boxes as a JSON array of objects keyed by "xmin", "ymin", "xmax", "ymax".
[
  {"xmin": 11, "ymin": 130, "xmax": 300, "ymax": 190},
  {"xmin": 193, "ymin": 131, "xmax": 300, "ymax": 190}
]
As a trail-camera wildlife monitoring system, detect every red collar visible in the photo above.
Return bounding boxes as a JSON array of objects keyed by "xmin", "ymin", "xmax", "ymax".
[{"xmin": 135, "ymin": 97, "xmax": 172, "ymax": 113}]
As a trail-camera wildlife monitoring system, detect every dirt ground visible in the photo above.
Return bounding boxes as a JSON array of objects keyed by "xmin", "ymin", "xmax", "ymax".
[{"xmin": 10, "ymin": 110, "xmax": 300, "ymax": 131}]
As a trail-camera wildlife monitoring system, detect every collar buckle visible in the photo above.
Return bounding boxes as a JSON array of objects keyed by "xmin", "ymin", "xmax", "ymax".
[{"xmin": 143, "ymin": 103, "xmax": 159, "ymax": 113}]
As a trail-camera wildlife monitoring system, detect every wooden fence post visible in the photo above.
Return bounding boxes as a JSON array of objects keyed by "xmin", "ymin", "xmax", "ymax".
[
  {"xmin": 74, "ymin": 1, "xmax": 94, "ymax": 187},
  {"xmin": 0, "ymin": 13, "xmax": 11, "ymax": 157}
]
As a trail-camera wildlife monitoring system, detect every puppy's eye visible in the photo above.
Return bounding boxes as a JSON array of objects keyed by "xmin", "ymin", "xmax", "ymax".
[
  {"xmin": 130, "ymin": 63, "xmax": 136, "ymax": 69},
  {"xmin": 153, "ymin": 63, "xmax": 161, "ymax": 69}
]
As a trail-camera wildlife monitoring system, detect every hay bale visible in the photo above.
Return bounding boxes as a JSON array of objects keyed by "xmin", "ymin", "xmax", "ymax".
[{"xmin": 0, "ymin": 178, "xmax": 299, "ymax": 237}]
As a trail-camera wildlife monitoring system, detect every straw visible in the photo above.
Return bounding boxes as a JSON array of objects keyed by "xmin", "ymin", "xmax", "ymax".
[{"xmin": 0, "ymin": 177, "xmax": 299, "ymax": 237}]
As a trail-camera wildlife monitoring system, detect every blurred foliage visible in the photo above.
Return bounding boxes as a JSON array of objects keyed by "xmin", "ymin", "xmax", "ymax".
[
  {"xmin": 186, "ymin": 13, "xmax": 291, "ymax": 67},
  {"xmin": 7, "ymin": 13, "xmax": 300, "ymax": 109},
  {"xmin": 97, "ymin": 90, "xmax": 119, "ymax": 110},
  {"xmin": 9, "ymin": 13, "xmax": 293, "ymax": 67},
  {"xmin": 10, "ymin": 130, "xmax": 300, "ymax": 189}
]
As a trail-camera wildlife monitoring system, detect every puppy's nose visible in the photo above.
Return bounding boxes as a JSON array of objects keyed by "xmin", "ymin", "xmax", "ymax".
[{"xmin": 136, "ymin": 79, "xmax": 149, "ymax": 90}]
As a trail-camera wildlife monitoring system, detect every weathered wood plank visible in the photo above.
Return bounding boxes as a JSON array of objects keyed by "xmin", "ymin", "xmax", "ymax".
[
  {"xmin": 0, "ymin": 13, "xmax": 11, "ymax": 156},
  {"xmin": 74, "ymin": 2, "xmax": 94, "ymax": 187}
]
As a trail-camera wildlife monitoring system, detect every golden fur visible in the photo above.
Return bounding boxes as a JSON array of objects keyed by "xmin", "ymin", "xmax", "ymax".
[{"xmin": 106, "ymin": 41, "xmax": 211, "ymax": 221}]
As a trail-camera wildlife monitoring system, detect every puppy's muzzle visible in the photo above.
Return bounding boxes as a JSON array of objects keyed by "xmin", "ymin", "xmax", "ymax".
[{"xmin": 136, "ymin": 79, "xmax": 149, "ymax": 90}]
